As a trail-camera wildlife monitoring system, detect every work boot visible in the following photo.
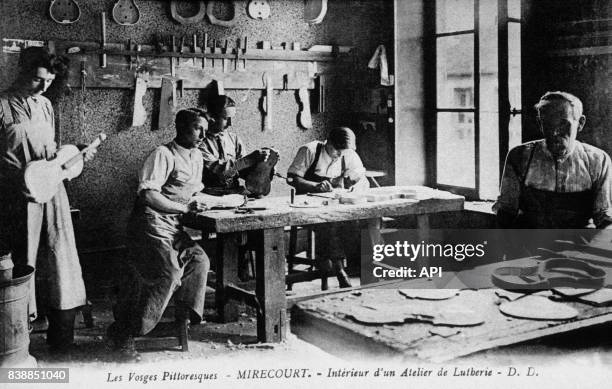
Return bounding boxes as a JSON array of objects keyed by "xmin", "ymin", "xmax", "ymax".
[
  {"xmin": 332, "ymin": 259, "xmax": 352, "ymax": 288},
  {"xmin": 106, "ymin": 322, "xmax": 142, "ymax": 363},
  {"xmin": 46, "ymin": 308, "xmax": 77, "ymax": 352}
]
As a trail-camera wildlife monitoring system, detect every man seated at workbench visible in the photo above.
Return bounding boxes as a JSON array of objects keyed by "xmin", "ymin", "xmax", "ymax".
[
  {"xmin": 287, "ymin": 126, "xmax": 369, "ymax": 289},
  {"xmin": 495, "ymin": 91, "xmax": 612, "ymax": 229},
  {"xmin": 108, "ymin": 108, "xmax": 210, "ymax": 361},
  {"xmin": 199, "ymin": 95, "xmax": 270, "ymax": 195}
]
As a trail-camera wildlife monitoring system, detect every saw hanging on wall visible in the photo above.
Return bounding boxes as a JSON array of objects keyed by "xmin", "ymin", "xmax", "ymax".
[
  {"xmin": 49, "ymin": 0, "xmax": 81, "ymax": 24},
  {"xmin": 112, "ymin": 0, "xmax": 141, "ymax": 26}
]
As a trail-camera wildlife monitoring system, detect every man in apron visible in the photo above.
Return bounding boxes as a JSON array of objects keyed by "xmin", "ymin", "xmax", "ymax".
[
  {"xmin": 287, "ymin": 127, "xmax": 369, "ymax": 289},
  {"xmin": 495, "ymin": 91, "xmax": 612, "ymax": 230},
  {"xmin": 0, "ymin": 47, "xmax": 95, "ymax": 355},
  {"xmin": 108, "ymin": 109, "xmax": 210, "ymax": 361}
]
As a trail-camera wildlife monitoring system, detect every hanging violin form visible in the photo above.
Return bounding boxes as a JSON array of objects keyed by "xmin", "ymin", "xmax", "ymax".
[
  {"xmin": 112, "ymin": 0, "xmax": 141, "ymax": 26},
  {"xmin": 49, "ymin": 0, "xmax": 81, "ymax": 24}
]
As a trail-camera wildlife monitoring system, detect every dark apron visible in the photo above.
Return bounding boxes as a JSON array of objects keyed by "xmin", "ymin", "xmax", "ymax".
[
  {"xmin": 298, "ymin": 142, "xmax": 346, "ymax": 195},
  {"xmin": 300, "ymin": 143, "xmax": 356, "ymax": 260},
  {"xmin": 517, "ymin": 147, "xmax": 594, "ymax": 228}
]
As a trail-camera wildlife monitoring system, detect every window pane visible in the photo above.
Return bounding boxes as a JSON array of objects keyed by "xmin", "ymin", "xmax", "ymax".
[
  {"xmin": 509, "ymin": 22, "xmax": 522, "ymax": 110},
  {"xmin": 509, "ymin": 114, "xmax": 522, "ymax": 150},
  {"xmin": 437, "ymin": 34, "xmax": 474, "ymax": 108},
  {"xmin": 436, "ymin": 0, "xmax": 474, "ymax": 33},
  {"xmin": 508, "ymin": 0, "xmax": 521, "ymax": 19},
  {"xmin": 478, "ymin": 0, "xmax": 499, "ymax": 200},
  {"xmin": 437, "ymin": 112, "xmax": 475, "ymax": 188},
  {"xmin": 479, "ymin": 112, "xmax": 499, "ymax": 199}
]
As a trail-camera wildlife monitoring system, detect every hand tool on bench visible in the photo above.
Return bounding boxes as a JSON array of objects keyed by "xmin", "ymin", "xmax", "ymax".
[{"xmin": 306, "ymin": 193, "xmax": 336, "ymax": 199}]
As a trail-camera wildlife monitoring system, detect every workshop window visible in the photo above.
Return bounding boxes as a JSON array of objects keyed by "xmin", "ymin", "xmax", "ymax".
[{"xmin": 430, "ymin": 0, "xmax": 522, "ymax": 200}]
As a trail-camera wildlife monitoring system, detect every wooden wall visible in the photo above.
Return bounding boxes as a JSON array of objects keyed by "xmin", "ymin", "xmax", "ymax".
[{"xmin": 522, "ymin": 0, "xmax": 611, "ymax": 153}]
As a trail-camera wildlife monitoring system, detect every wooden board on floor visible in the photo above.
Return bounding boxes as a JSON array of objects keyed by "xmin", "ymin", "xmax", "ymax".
[{"xmin": 291, "ymin": 287, "xmax": 612, "ymax": 362}]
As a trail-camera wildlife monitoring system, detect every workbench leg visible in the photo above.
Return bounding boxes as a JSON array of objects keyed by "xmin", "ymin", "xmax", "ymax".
[
  {"xmin": 255, "ymin": 227, "xmax": 287, "ymax": 343},
  {"xmin": 216, "ymin": 233, "xmax": 240, "ymax": 322},
  {"xmin": 361, "ymin": 217, "xmax": 384, "ymax": 285}
]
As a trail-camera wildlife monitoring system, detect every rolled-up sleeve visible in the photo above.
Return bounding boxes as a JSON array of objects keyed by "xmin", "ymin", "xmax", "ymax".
[
  {"xmin": 137, "ymin": 147, "xmax": 173, "ymax": 194},
  {"xmin": 343, "ymin": 150, "xmax": 366, "ymax": 181},
  {"xmin": 592, "ymin": 152, "xmax": 612, "ymax": 228},
  {"xmin": 287, "ymin": 145, "xmax": 311, "ymax": 177},
  {"xmin": 494, "ymin": 147, "xmax": 522, "ymax": 222}
]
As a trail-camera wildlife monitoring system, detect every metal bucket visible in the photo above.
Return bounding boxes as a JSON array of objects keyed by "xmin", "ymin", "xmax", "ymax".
[{"xmin": 0, "ymin": 265, "xmax": 35, "ymax": 367}]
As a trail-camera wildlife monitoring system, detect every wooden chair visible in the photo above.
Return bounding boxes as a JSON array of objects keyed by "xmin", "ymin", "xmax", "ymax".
[
  {"xmin": 133, "ymin": 303, "xmax": 189, "ymax": 352},
  {"xmin": 286, "ymin": 226, "xmax": 328, "ymax": 290}
]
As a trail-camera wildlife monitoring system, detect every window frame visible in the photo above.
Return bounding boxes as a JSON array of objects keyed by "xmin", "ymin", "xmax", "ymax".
[{"xmin": 426, "ymin": 0, "xmax": 523, "ymax": 200}]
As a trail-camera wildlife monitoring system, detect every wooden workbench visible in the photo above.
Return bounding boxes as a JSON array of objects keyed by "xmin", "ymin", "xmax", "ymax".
[
  {"xmin": 182, "ymin": 186, "xmax": 464, "ymax": 343},
  {"xmin": 291, "ymin": 248, "xmax": 612, "ymax": 361}
]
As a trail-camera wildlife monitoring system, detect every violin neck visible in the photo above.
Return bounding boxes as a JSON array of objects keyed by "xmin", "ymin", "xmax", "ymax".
[{"xmin": 61, "ymin": 134, "xmax": 105, "ymax": 170}]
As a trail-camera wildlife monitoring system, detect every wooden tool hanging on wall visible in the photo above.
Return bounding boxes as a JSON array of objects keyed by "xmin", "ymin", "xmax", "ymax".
[
  {"xmin": 49, "ymin": 0, "xmax": 81, "ymax": 24},
  {"xmin": 132, "ymin": 74, "xmax": 148, "ymax": 127},
  {"xmin": 297, "ymin": 85, "xmax": 312, "ymax": 129},
  {"xmin": 158, "ymin": 77, "xmax": 178, "ymax": 130},
  {"xmin": 170, "ymin": 1, "xmax": 206, "ymax": 25},
  {"xmin": 262, "ymin": 73, "xmax": 273, "ymax": 131},
  {"xmin": 112, "ymin": 0, "xmax": 141, "ymax": 26}
]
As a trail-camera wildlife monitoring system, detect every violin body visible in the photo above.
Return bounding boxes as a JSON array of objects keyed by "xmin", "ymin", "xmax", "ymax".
[
  {"xmin": 245, "ymin": 148, "xmax": 279, "ymax": 197},
  {"xmin": 49, "ymin": 0, "xmax": 81, "ymax": 24},
  {"xmin": 112, "ymin": 0, "xmax": 141, "ymax": 25},
  {"xmin": 24, "ymin": 145, "xmax": 83, "ymax": 203}
]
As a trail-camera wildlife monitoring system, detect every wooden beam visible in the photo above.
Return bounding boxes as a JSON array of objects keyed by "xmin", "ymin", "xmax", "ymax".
[
  {"xmin": 255, "ymin": 228, "xmax": 287, "ymax": 342},
  {"xmin": 216, "ymin": 233, "xmax": 241, "ymax": 323},
  {"xmin": 548, "ymin": 45, "xmax": 612, "ymax": 57}
]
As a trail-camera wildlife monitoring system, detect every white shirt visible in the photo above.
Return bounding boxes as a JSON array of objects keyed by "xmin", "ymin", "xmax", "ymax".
[
  {"xmin": 287, "ymin": 140, "xmax": 366, "ymax": 181},
  {"xmin": 138, "ymin": 140, "xmax": 204, "ymax": 195}
]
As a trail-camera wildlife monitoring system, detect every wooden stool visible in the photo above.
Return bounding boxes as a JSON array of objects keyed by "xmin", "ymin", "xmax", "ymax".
[
  {"xmin": 134, "ymin": 319, "xmax": 189, "ymax": 352},
  {"xmin": 132, "ymin": 300, "xmax": 190, "ymax": 352},
  {"xmin": 365, "ymin": 170, "xmax": 387, "ymax": 187},
  {"xmin": 286, "ymin": 226, "xmax": 327, "ymax": 290}
]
